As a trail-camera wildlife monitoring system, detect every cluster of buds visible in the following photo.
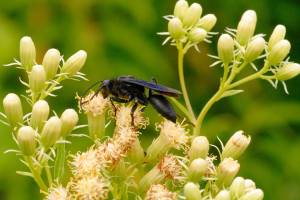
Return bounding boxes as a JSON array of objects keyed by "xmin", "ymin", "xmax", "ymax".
[{"xmin": 164, "ymin": 0, "xmax": 217, "ymax": 50}]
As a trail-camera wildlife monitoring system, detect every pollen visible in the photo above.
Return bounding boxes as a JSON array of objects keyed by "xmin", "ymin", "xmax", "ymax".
[
  {"xmin": 80, "ymin": 92, "xmax": 110, "ymax": 117},
  {"xmin": 97, "ymin": 139, "xmax": 124, "ymax": 166},
  {"xmin": 145, "ymin": 184, "xmax": 177, "ymax": 200},
  {"xmin": 114, "ymin": 126, "xmax": 138, "ymax": 153},
  {"xmin": 157, "ymin": 120, "xmax": 188, "ymax": 149},
  {"xmin": 71, "ymin": 176, "xmax": 109, "ymax": 200},
  {"xmin": 46, "ymin": 186, "xmax": 69, "ymax": 200},
  {"xmin": 157, "ymin": 155, "xmax": 182, "ymax": 180},
  {"xmin": 115, "ymin": 105, "xmax": 149, "ymax": 129}
]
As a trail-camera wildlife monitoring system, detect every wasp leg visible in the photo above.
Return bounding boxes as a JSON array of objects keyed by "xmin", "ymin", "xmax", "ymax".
[
  {"xmin": 130, "ymin": 102, "xmax": 138, "ymax": 126},
  {"xmin": 110, "ymin": 96, "xmax": 133, "ymax": 116}
]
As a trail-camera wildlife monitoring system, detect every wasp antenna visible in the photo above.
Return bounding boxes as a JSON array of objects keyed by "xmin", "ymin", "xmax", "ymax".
[{"xmin": 79, "ymin": 80, "xmax": 103, "ymax": 106}]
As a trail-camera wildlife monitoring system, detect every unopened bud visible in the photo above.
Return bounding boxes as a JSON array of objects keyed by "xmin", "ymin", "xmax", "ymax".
[
  {"xmin": 218, "ymin": 34, "xmax": 234, "ymax": 64},
  {"xmin": 244, "ymin": 37, "xmax": 265, "ymax": 62},
  {"xmin": 168, "ymin": 17, "xmax": 185, "ymax": 40},
  {"xmin": 174, "ymin": 0, "xmax": 189, "ymax": 20},
  {"xmin": 20, "ymin": 36, "xmax": 36, "ymax": 71},
  {"xmin": 184, "ymin": 182, "xmax": 202, "ymax": 200},
  {"xmin": 41, "ymin": 116, "xmax": 62, "ymax": 149},
  {"xmin": 188, "ymin": 136, "xmax": 209, "ymax": 160},
  {"xmin": 217, "ymin": 158, "xmax": 240, "ymax": 187},
  {"xmin": 230, "ymin": 177, "xmax": 246, "ymax": 198},
  {"xmin": 31, "ymin": 100, "xmax": 50, "ymax": 130},
  {"xmin": 236, "ymin": 10, "xmax": 257, "ymax": 45},
  {"xmin": 268, "ymin": 25, "xmax": 286, "ymax": 51},
  {"xmin": 3, "ymin": 93, "xmax": 23, "ymax": 127},
  {"xmin": 275, "ymin": 63, "xmax": 300, "ymax": 81},
  {"xmin": 61, "ymin": 50, "xmax": 87, "ymax": 76},
  {"xmin": 244, "ymin": 179, "xmax": 256, "ymax": 192},
  {"xmin": 29, "ymin": 65, "xmax": 46, "ymax": 94},
  {"xmin": 215, "ymin": 190, "xmax": 231, "ymax": 200},
  {"xmin": 268, "ymin": 39, "xmax": 291, "ymax": 65},
  {"xmin": 182, "ymin": 3, "xmax": 202, "ymax": 27},
  {"xmin": 60, "ymin": 109, "xmax": 78, "ymax": 137},
  {"xmin": 221, "ymin": 130, "xmax": 251, "ymax": 159},
  {"xmin": 188, "ymin": 28, "xmax": 207, "ymax": 43},
  {"xmin": 42, "ymin": 48, "xmax": 61, "ymax": 80},
  {"xmin": 188, "ymin": 158, "xmax": 208, "ymax": 182},
  {"xmin": 17, "ymin": 126, "xmax": 36, "ymax": 156},
  {"xmin": 240, "ymin": 189, "xmax": 264, "ymax": 200},
  {"xmin": 198, "ymin": 14, "xmax": 217, "ymax": 32}
]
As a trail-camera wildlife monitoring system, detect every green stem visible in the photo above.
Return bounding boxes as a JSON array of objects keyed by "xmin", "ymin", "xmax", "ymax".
[
  {"xmin": 177, "ymin": 43, "xmax": 196, "ymax": 121},
  {"xmin": 40, "ymin": 76, "xmax": 65, "ymax": 100},
  {"xmin": 45, "ymin": 161, "xmax": 53, "ymax": 186},
  {"xmin": 54, "ymin": 142, "xmax": 66, "ymax": 183},
  {"xmin": 25, "ymin": 156, "xmax": 48, "ymax": 192}
]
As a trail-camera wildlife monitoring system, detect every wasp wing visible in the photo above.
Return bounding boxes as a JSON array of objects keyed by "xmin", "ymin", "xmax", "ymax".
[{"xmin": 118, "ymin": 76, "xmax": 181, "ymax": 97}]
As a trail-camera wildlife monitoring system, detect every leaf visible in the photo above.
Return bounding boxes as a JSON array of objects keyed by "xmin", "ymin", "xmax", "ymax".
[
  {"xmin": 220, "ymin": 89, "xmax": 244, "ymax": 99},
  {"xmin": 16, "ymin": 171, "xmax": 33, "ymax": 178}
]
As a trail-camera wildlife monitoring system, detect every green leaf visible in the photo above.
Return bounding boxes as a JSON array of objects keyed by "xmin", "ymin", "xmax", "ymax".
[{"xmin": 220, "ymin": 89, "xmax": 244, "ymax": 99}]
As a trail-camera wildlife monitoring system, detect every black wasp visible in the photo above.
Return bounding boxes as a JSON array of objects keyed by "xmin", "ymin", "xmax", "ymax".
[{"xmin": 82, "ymin": 76, "xmax": 181, "ymax": 124}]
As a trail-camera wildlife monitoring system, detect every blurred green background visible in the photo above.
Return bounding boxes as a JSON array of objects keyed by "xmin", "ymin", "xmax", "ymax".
[{"xmin": 0, "ymin": 0, "xmax": 300, "ymax": 199}]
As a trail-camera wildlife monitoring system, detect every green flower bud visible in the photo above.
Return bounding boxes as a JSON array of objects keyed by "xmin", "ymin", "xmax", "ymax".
[
  {"xmin": 188, "ymin": 28, "xmax": 207, "ymax": 43},
  {"xmin": 31, "ymin": 100, "xmax": 50, "ymax": 130},
  {"xmin": 230, "ymin": 177, "xmax": 246, "ymax": 198},
  {"xmin": 188, "ymin": 158, "xmax": 208, "ymax": 182},
  {"xmin": 268, "ymin": 39, "xmax": 291, "ymax": 65},
  {"xmin": 217, "ymin": 158, "xmax": 240, "ymax": 187},
  {"xmin": 17, "ymin": 126, "xmax": 36, "ymax": 156},
  {"xmin": 127, "ymin": 139, "xmax": 145, "ymax": 164},
  {"xmin": 240, "ymin": 189, "xmax": 264, "ymax": 200},
  {"xmin": 19, "ymin": 36, "xmax": 36, "ymax": 71},
  {"xmin": 29, "ymin": 65, "xmax": 46, "ymax": 94},
  {"xmin": 61, "ymin": 50, "xmax": 87, "ymax": 76},
  {"xmin": 184, "ymin": 182, "xmax": 202, "ymax": 200},
  {"xmin": 3, "ymin": 93, "xmax": 23, "ymax": 127},
  {"xmin": 188, "ymin": 136, "xmax": 209, "ymax": 160},
  {"xmin": 268, "ymin": 25, "xmax": 286, "ymax": 51},
  {"xmin": 221, "ymin": 130, "xmax": 251, "ymax": 159},
  {"xmin": 168, "ymin": 17, "xmax": 185, "ymax": 40},
  {"xmin": 174, "ymin": 0, "xmax": 189, "ymax": 20},
  {"xmin": 42, "ymin": 48, "xmax": 61, "ymax": 80},
  {"xmin": 244, "ymin": 37, "xmax": 265, "ymax": 62},
  {"xmin": 218, "ymin": 34, "xmax": 234, "ymax": 64},
  {"xmin": 236, "ymin": 10, "xmax": 257, "ymax": 46},
  {"xmin": 41, "ymin": 116, "xmax": 62, "ymax": 150},
  {"xmin": 60, "ymin": 109, "xmax": 79, "ymax": 137},
  {"xmin": 197, "ymin": 14, "xmax": 217, "ymax": 31},
  {"xmin": 215, "ymin": 190, "xmax": 231, "ymax": 200},
  {"xmin": 182, "ymin": 3, "xmax": 202, "ymax": 27},
  {"xmin": 244, "ymin": 179, "xmax": 256, "ymax": 192},
  {"xmin": 275, "ymin": 63, "xmax": 300, "ymax": 81}
]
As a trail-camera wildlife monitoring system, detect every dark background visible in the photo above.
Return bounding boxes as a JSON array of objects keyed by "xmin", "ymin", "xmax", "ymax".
[{"xmin": 0, "ymin": 0, "xmax": 300, "ymax": 199}]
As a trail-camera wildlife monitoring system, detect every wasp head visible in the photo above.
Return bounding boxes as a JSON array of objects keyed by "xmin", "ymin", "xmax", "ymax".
[{"xmin": 99, "ymin": 79, "xmax": 111, "ymax": 98}]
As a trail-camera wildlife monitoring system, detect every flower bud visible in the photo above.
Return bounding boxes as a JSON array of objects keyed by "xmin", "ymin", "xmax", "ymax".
[
  {"xmin": 42, "ymin": 48, "xmax": 61, "ymax": 80},
  {"xmin": 188, "ymin": 28, "xmax": 207, "ymax": 43},
  {"xmin": 3, "ymin": 93, "xmax": 23, "ymax": 127},
  {"xmin": 217, "ymin": 158, "xmax": 240, "ymax": 187},
  {"xmin": 236, "ymin": 10, "xmax": 257, "ymax": 45},
  {"xmin": 244, "ymin": 179, "xmax": 256, "ymax": 192},
  {"xmin": 60, "ymin": 109, "xmax": 79, "ymax": 137},
  {"xmin": 61, "ymin": 50, "xmax": 87, "ymax": 76},
  {"xmin": 31, "ymin": 100, "xmax": 49, "ymax": 130},
  {"xmin": 188, "ymin": 136, "xmax": 209, "ymax": 160},
  {"xmin": 268, "ymin": 25, "xmax": 286, "ymax": 51},
  {"xmin": 268, "ymin": 39, "xmax": 291, "ymax": 65},
  {"xmin": 240, "ymin": 189, "xmax": 264, "ymax": 200},
  {"xmin": 275, "ymin": 63, "xmax": 300, "ymax": 81},
  {"xmin": 29, "ymin": 65, "xmax": 46, "ymax": 94},
  {"xmin": 168, "ymin": 17, "xmax": 185, "ymax": 40},
  {"xmin": 218, "ymin": 34, "xmax": 234, "ymax": 64},
  {"xmin": 221, "ymin": 130, "xmax": 251, "ymax": 159},
  {"xmin": 198, "ymin": 14, "xmax": 217, "ymax": 32},
  {"xmin": 244, "ymin": 37, "xmax": 265, "ymax": 62},
  {"xmin": 20, "ymin": 36, "xmax": 36, "ymax": 71},
  {"xmin": 230, "ymin": 177, "xmax": 246, "ymax": 198},
  {"xmin": 215, "ymin": 190, "xmax": 231, "ymax": 200},
  {"xmin": 174, "ymin": 0, "xmax": 189, "ymax": 20},
  {"xmin": 182, "ymin": 3, "xmax": 202, "ymax": 27},
  {"xmin": 188, "ymin": 158, "xmax": 208, "ymax": 182},
  {"xmin": 184, "ymin": 182, "xmax": 202, "ymax": 200},
  {"xmin": 17, "ymin": 126, "xmax": 36, "ymax": 156},
  {"xmin": 41, "ymin": 116, "xmax": 62, "ymax": 150}
]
